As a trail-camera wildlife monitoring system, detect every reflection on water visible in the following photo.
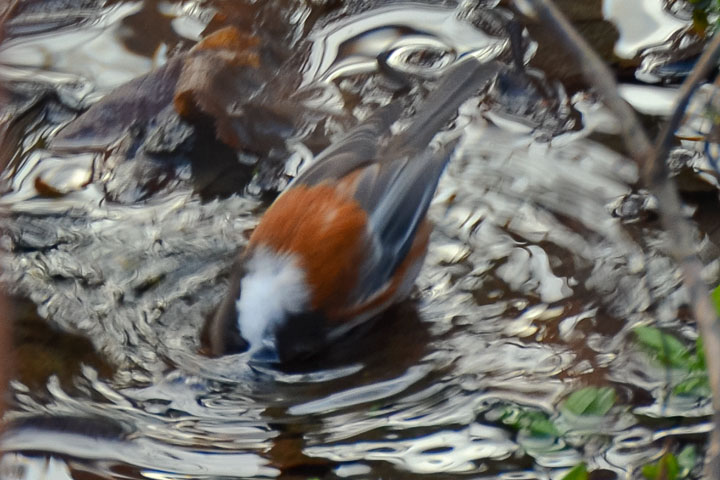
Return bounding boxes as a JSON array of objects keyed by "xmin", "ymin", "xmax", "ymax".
[
  {"xmin": 0, "ymin": 0, "xmax": 713, "ymax": 479},
  {"xmin": 303, "ymin": 3, "xmax": 507, "ymax": 82},
  {"xmin": 1, "ymin": 425, "xmax": 278, "ymax": 478},
  {"xmin": 603, "ymin": 0, "xmax": 688, "ymax": 59},
  {"xmin": 1, "ymin": 3, "xmax": 156, "ymax": 102}
]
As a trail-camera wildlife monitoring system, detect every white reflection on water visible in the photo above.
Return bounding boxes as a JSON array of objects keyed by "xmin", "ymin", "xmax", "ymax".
[
  {"xmin": 618, "ymin": 83, "xmax": 679, "ymax": 116},
  {"xmin": 305, "ymin": 423, "xmax": 517, "ymax": 474},
  {"xmin": 1, "ymin": 429, "xmax": 279, "ymax": 478},
  {"xmin": 304, "ymin": 3, "xmax": 507, "ymax": 82},
  {"xmin": 0, "ymin": 455, "xmax": 73, "ymax": 480},
  {"xmin": 0, "ymin": 3, "xmax": 154, "ymax": 98},
  {"xmin": 289, "ymin": 365, "xmax": 432, "ymax": 416},
  {"xmin": 603, "ymin": 0, "xmax": 688, "ymax": 59},
  {"xmin": 0, "ymin": 0, "xmax": 710, "ymax": 478}
]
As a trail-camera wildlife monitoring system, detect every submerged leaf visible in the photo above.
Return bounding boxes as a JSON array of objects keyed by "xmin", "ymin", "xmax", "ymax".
[
  {"xmin": 634, "ymin": 326, "xmax": 709, "ymax": 397},
  {"xmin": 634, "ymin": 326, "xmax": 691, "ymax": 368},
  {"xmin": 692, "ymin": 9, "xmax": 709, "ymax": 34},
  {"xmin": 677, "ymin": 445, "xmax": 697, "ymax": 478},
  {"xmin": 562, "ymin": 387, "xmax": 615, "ymax": 416},
  {"xmin": 642, "ymin": 453, "xmax": 679, "ymax": 480},
  {"xmin": 712, "ymin": 284, "xmax": 720, "ymax": 314},
  {"xmin": 673, "ymin": 374, "xmax": 710, "ymax": 397},
  {"xmin": 692, "ymin": 335, "xmax": 706, "ymax": 371},
  {"xmin": 500, "ymin": 406, "xmax": 560, "ymax": 438},
  {"xmin": 561, "ymin": 463, "xmax": 588, "ymax": 480}
]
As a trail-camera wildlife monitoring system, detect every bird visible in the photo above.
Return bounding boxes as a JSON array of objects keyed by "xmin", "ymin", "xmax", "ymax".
[{"xmin": 203, "ymin": 57, "xmax": 501, "ymax": 362}]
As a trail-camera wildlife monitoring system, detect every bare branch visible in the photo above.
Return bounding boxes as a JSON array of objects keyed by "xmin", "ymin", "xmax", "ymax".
[
  {"xmin": 516, "ymin": 0, "xmax": 720, "ymax": 475},
  {"xmin": 0, "ymin": 0, "xmax": 18, "ymax": 29},
  {"xmin": 0, "ymin": 0, "xmax": 17, "ymax": 424},
  {"xmin": 651, "ymin": 32, "xmax": 720, "ymax": 182}
]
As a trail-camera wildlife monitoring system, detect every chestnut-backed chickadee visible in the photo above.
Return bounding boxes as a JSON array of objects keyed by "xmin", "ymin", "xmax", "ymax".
[{"xmin": 205, "ymin": 57, "xmax": 500, "ymax": 362}]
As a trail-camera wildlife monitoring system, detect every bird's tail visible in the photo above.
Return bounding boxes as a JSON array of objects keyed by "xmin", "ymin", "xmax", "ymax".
[{"xmin": 391, "ymin": 57, "xmax": 502, "ymax": 154}]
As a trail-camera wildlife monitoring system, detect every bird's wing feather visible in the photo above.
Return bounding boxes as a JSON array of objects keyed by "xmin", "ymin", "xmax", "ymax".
[
  {"xmin": 351, "ymin": 58, "xmax": 503, "ymax": 300},
  {"xmin": 386, "ymin": 59, "xmax": 502, "ymax": 154},
  {"xmin": 350, "ymin": 144, "xmax": 455, "ymax": 300},
  {"xmin": 291, "ymin": 57, "xmax": 502, "ymax": 303},
  {"xmin": 291, "ymin": 101, "xmax": 404, "ymax": 187},
  {"xmin": 292, "ymin": 58, "xmax": 502, "ymax": 188}
]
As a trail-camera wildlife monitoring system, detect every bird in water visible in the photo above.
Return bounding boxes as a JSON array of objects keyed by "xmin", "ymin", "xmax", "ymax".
[{"xmin": 204, "ymin": 57, "xmax": 501, "ymax": 362}]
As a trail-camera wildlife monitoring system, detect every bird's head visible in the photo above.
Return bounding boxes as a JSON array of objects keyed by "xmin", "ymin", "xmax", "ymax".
[{"xmin": 204, "ymin": 246, "xmax": 330, "ymax": 363}]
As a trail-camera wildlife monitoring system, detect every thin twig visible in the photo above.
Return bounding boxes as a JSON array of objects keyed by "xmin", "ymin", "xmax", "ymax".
[
  {"xmin": 0, "ymin": 0, "xmax": 19, "ymax": 32},
  {"xmin": 0, "ymin": 0, "xmax": 18, "ymax": 423},
  {"xmin": 650, "ymin": 32, "xmax": 720, "ymax": 182},
  {"xmin": 516, "ymin": 0, "xmax": 720, "ymax": 475}
]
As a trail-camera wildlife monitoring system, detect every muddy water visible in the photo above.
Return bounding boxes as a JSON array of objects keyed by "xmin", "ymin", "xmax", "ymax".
[{"xmin": 0, "ymin": 0, "xmax": 715, "ymax": 479}]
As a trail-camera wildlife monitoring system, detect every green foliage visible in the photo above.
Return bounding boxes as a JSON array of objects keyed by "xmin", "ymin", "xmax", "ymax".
[
  {"xmin": 642, "ymin": 453, "xmax": 679, "ymax": 480},
  {"xmin": 692, "ymin": 335, "xmax": 705, "ymax": 370},
  {"xmin": 633, "ymin": 326, "xmax": 709, "ymax": 397},
  {"xmin": 562, "ymin": 386, "xmax": 616, "ymax": 416},
  {"xmin": 711, "ymin": 283, "xmax": 720, "ymax": 313},
  {"xmin": 561, "ymin": 463, "xmax": 588, "ymax": 480},
  {"xmin": 689, "ymin": 0, "xmax": 720, "ymax": 33},
  {"xmin": 673, "ymin": 373, "xmax": 710, "ymax": 396},
  {"xmin": 640, "ymin": 446, "xmax": 697, "ymax": 480},
  {"xmin": 634, "ymin": 326, "xmax": 690, "ymax": 368},
  {"xmin": 500, "ymin": 406, "xmax": 560, "ymax": 438},
  {"xmin": 677, "ymin": 446, "xmax": 698, "ymax": 478}
]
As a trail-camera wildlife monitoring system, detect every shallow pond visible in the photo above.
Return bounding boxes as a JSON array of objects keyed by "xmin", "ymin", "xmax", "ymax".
[{"xmin": 0, "ymin": 0, "xmax": 716, "ymax": 479}]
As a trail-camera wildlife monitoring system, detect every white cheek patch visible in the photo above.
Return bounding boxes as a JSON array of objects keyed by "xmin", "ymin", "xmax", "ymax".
[{"xmin": 235, "ymin": 248, "xmax": 310, "ymax": 350}]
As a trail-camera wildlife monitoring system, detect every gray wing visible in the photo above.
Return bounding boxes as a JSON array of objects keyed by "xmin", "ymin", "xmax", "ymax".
[
  {"xmin": 386, "ymin": 59, "xmax": 502, "ymax": 155},
  {"xmin": 353, "ymin": 58, "xmax": 503, "ymax": 299},
  {"xmin": 349, "ymin": 143, "xmax": 456, "ymax": 301},
  {"xmin": 293, "ymin": 57, "xmax": 502, "ymax": 300},
  {"xmin": 293, "ymin": 59, "xmax": 502, "ymax": 188},
  {"xmin": 291, "ymin": 102, "xmax": 404, "ymax": 187}
]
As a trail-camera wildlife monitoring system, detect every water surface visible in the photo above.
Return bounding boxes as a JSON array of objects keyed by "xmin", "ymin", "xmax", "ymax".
[{"xmin": 0, "ymin": 1, "xmax": 714, "ymax": 479}]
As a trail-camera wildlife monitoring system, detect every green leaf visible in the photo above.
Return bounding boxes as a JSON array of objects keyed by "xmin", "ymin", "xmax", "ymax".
[
  {"xmin": 561, "ymin": 463, "xmax": 588, "ymax": 480},
  {"xmin": 711, "ymin": 285, "xmax": 720, "ymax": 315},
  {"xmin": 528, "ymin": 416, "xmax": 559, "ymax": 437},
  {"xmin": 673, "ymin": 375, "xmax": 710, "ymax": 397},
  {"xmin": 525, "ymin": 411, "xmax": 560, "ymax": 437},
  {"xmin": 634, "ymin": 326, "xmax": 691, "ymax": 369},
  {"xmin": 677, "ymin": 445, "xmax": 697, "ymax": 478},
  {"xmin": 691, "ymin": 336, "xmax": 706, "ymax": 371},
  {"xmin": 500, "ymin": 407, "xmax": 559, "ymax": 438},
  {"xmin": 642, "ymin": 453, "xmax": 679, "ymax": 480},
  {"xmin": 692, "ymin": 9, "xmax": 710, "ymax": 33},
  {"xmin": 563, "ymin": 387, "xmax": 616, "ymax": 416},
  {"xmin": 499, "ymin": 406, "xmax": 521, "ymax": 427}
]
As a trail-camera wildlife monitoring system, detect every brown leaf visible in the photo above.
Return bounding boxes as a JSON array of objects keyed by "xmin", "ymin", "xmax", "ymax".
[
  {"xmin": 174, "ymin": 26, "xmax": 267, "ymax": 150},
  {"xmin": 192, "ymin": 25, "xmax": 261, "ymax": 56}
]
